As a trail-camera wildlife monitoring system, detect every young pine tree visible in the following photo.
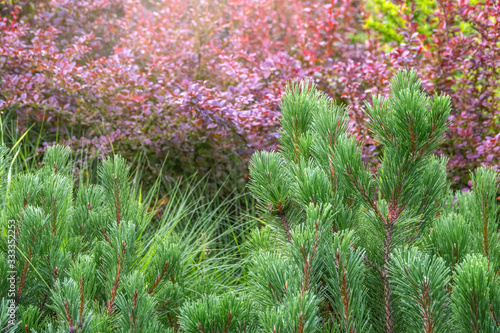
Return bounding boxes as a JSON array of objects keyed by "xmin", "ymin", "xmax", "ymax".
[
  {"xmin": 248, "ymin": 69, "xmax": 500, "ymax": 332},
  {"xmin": 0, "ymin": 145, "xmax": 245, "ymax": 332}
]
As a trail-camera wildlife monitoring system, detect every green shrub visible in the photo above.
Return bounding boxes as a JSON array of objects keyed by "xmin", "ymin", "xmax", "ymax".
[
  {"xmin": 179, "ymin": 294, "xmax": 255, "ymax": 332},
  {"xmin": 247, "ymin": 69, "xmax": 500, "ymax": 332},
  {"xmin": 365, "ymin": 0, "xmax": 438, "ymax": 42},
  {"xmin": 0, "ymin": 145, "xmax": 246, "ymax": 332}
]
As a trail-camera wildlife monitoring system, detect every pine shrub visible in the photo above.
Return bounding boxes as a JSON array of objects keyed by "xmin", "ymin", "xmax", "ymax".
[
  {"xmin": 0, "ymin": 145, "xmax": 247, "ymax": 332},
  {"xmin": 247, "ymin": 69, "xmax": 500, "ymax": 332}
]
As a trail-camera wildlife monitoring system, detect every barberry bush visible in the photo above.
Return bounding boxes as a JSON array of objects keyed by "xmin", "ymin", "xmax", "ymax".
[
  {"xmin": 349, "ymin": 0, "xmax": 500, "ymax": 189},
  {"xmin": 1, "ymin": 0, "xmax": 498, "ymax": 191},
  {"xmin": 247, "ymin": 70, "xmax": 500, "ymax": 332}
]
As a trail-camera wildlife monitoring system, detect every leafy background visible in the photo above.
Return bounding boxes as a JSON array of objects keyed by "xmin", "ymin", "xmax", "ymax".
[{"xmin": 1, "ymin": 0, "xmax": 498, "ymax": 194}]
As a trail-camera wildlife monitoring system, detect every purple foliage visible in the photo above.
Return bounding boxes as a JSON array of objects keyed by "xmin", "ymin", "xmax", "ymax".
[{"xmin": 0, "ymin": 0, "xmax": 498, "ymax": 190}]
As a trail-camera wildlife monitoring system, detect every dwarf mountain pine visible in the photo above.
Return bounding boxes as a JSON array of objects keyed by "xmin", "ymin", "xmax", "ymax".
[
  {"xmin": 248, "ymin": 69, "xmax": 500, "ymax": 333},
  {"xmin": 0, "ymin": 145, "xmax": 252, "ymax": 332}
]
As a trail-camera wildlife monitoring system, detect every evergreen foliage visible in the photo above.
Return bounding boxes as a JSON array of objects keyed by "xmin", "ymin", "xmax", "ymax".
[
  {"xmin": 248, "ymin": 69, "xmax": 500, "ymax": 332},
  {"xmin": 0, "ymin": 145, "xmax": 248, "ymax": 332}
]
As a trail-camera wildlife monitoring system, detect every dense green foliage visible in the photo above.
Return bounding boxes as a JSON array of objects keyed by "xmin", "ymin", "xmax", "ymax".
[
  {"xmin": 247, "ymin": 70, "xmax": 500, "ymax": 332},
  {"xmin": 0, "ymin": 145, "xmax": 252, "ymax": 332},
  {"xmin": 1, "ymin": 69, "xmax": 499, "ymax": 332}
]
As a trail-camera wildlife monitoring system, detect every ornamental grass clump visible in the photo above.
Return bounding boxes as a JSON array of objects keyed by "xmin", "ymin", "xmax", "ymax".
[{"xmin": 248, "ymin": 69, "xmax": 500, "ymax": 332}]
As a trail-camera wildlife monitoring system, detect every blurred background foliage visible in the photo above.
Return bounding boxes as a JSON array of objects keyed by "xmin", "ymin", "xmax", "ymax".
[{"xmin": 0, "ymin": 0, "xmax": 499, "ymax": 197}]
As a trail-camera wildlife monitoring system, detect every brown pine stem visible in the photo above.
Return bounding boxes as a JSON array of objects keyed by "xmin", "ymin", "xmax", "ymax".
[
  {"xmin": 106, "ymin": 249, "xmax": 122, "ymax": 315},
  {"xmin": 345, "ymin": 166, "xmax": 387, "ymax": 224},
  {"xmin": 447, "ymin": 243, "xmax": 459, "ymax": 293},
  {"xmin": 408, "ymin": 111, "xmax": 417, "ymax": 154},
  {"xmin": 328, "ymin": 131, "xmax": 337, "ymax": 191},
  {"xmin": 329, "ymin": 160, "xmax": 336, "ymax": 194},
  {"xmin": 301, "ymin": 219, "xmax": 320, "ymax": 295},
  {"xmin": 166, "ymin": 311, "xmax": 180, "ymax": 331},
  {"xmin": 363, "ymin": 256, "xmax": 382, "ymax": 276},
  {"xmin": 197, "ymin": 323, "xmax": 207, "ymax": 333},
  {"xmin": 336, "ymin": 248, "xmax": 355, "ymax": 333},
  {"xmin": 166, "ymin": 312, "xmax": 175, "ymax": 328},
  {"xmin": 64, "ymin": 300, "xmax": 73, "ymax": 327},
  {"xmin": 352, "ymin": 243, "xmax": 381, "ymax": 275},
  {"xmin": 269, "ymin": 281, "xmax": 281, "ymax": 302},
  {"xmin": 382, "ymin": 223, "xmax": 394, "ymax": 333},
  {"xmin": 40, "ymin": 293, "xmax": 47, "ymax": 312},
  {"xmin": 84, "ymin": 202, "xmax": 92, "ymax": 237},
  {"xmin": 293, "ymin": 117, "xmax": 301, "ymax": 162},
  {"xmin": 17, "ymin": 247, "xmax": 32, "ymax": 302},
  {"xmin": 100, "ymin": 228, "xmax": 114, "ymax": 248},
  {"xmin": 491, "ymin": 304, "xmax": 500, "ymax": 328},
  {"xmin": 148, "ymin": 261, "xmax": 169, "ymax": 294},
  {"xmin": 53, "ymin": 267, "xmax": 59, "ymax": 291},
  {"xmin": 23, "ymin": 192, "xmax": 29, "ymax": 209},
  {"xmin": 157, "ymin": 298, "xmax": 171, "ymax": 312},
  {"xmin": 471, "ymin": 292, "xmax": 480, "ymax": 333},
  {"xmin": 223, "ymin": 311, "xmax": 232, "ymax": 333},
  {"xmin": 298, "ymin": 312, "xmax": 304, "ymax": 333},
  {"xmin": 130, "ymin": 289, "xmax": 138, "ymax": 326},
  {"xmin": 301, "ymin": 246, "xmax": 310, "ymax": 293},
  {"xmin": 279, "ymin": 212, "xmax": 293, "ymax": 244},
  {"xmin": 420, "ymin": 278, "xmax": 434, "ymax": 333}
]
